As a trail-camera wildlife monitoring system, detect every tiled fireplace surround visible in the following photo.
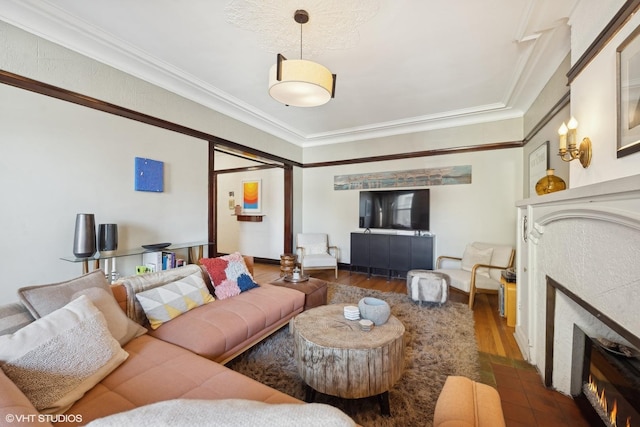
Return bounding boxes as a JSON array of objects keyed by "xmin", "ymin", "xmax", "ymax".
[{"xmin": 517, "ymin": 175, "xmax": 640, "ymax": 399}]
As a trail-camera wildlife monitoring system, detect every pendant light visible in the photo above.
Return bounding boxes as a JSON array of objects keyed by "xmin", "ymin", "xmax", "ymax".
[{"xmin": 268, "ymin": 10, "xmax": 336, "ymax": 107}]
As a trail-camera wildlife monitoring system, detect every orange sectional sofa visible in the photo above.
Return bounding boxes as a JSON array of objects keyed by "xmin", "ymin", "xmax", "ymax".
[{"xmin": 0, "ymin": 256, "xmax": 348, "ymax": 426}]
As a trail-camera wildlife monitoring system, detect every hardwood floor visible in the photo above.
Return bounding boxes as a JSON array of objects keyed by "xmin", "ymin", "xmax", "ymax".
[
  {"xmin": 252, "ymin": 262, "xmax": 522, "ymax": 359},
  {"xmin": 253, "ymin": 262, "xmax": 592, "ymax": 427}
]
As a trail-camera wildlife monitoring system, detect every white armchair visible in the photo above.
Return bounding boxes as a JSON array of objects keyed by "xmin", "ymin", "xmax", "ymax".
[
  {"xmin": 296, "ymin": 233, "xmax": 339, "ymax": 279},
  {"xmin": 434, "ymin": 242, "xmax": 514, "ymax": 309}
]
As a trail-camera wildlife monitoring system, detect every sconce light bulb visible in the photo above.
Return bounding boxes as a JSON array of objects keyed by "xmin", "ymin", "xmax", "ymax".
[
  {"xmin": 558, "ymin": 122, "xmax": 568, "ymax": 136},
  {"xmin": 567, "ymin": 117, "xmax": 578, "ymax": 130}
]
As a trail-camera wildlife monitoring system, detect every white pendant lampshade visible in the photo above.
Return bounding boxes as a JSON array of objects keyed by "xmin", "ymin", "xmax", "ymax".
[{"xmin": 268, "ymin": 57, "xmax": 335, "ymax": 107}]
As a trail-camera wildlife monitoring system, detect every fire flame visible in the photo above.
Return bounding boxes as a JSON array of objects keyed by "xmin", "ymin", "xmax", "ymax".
[{"xmin": 587, "ymin": 375, "xmax": 632, "ymax": 427}]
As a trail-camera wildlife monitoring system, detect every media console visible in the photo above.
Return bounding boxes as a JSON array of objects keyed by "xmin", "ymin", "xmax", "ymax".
[{"xmin": 350, "ymin": 232, "xmax": 434, "ymax": 280}]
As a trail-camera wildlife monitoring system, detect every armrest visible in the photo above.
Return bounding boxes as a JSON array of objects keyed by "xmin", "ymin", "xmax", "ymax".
[
  {"xmin": 436, "ymin": 255, "xmax": 462, "ymax": 269},
  {"xmin": 328, "ymin": 245, "xmax": 339, "ymax": 259},
  {"xmin": 470, "ymin": 263, "xmax": 508, "ymax": 278},
  {"xmin": 296, "ymin": 246, "xmax": 306, "ymax": 259}
]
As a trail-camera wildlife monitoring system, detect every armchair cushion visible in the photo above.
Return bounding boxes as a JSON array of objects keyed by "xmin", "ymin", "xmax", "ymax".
[
  {"xmin": 439, "ymin": 269, "xmax": 501, "ymax": 293},
  {"xmin": 297, "ymin": 234, "xmax": 330, "ymax": 255},
  {"xmin": 461, "ymin": 245, "xmax": 493, "ymax": 278},
  {"xmin": 301, "ymin": 254, "xmax": 337, "ymax": 268}
]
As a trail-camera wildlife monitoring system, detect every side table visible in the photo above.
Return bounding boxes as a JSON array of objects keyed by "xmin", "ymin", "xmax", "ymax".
[
  {"xmin": 500, "ymin": 276, "xmax": 517, "ymax": 327},
  {"xmin": 270, "ymin": 277, "xmax": 327, "ymax": 310}
]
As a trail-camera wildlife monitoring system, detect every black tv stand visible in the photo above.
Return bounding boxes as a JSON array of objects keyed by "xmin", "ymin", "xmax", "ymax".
[{"xmin": 350, "ymin": 232, "xmax": 434, "ymax": 280}]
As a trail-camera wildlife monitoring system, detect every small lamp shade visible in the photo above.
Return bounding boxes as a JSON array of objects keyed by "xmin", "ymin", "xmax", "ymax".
[
  {"xmin": 98, "ymin": 223, "xmax": 118, "ymax": 252},
  {"xmin": 73, "ymin": 214, "xmax": 96, "ymax": 258}
]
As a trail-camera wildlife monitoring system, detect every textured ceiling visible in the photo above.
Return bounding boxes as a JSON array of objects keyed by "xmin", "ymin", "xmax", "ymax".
[{"xmin": 0, "ymin": 0, "xmax": 577, "ymax": 148}]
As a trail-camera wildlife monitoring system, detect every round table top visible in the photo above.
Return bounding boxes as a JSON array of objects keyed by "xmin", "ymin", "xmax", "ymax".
[{"xmin": 291, "ymin": 303, "xmax": 405, "ymax": 349}]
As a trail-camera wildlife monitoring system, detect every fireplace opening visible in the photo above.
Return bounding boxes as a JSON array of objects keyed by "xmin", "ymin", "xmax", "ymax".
[{"xmin": 575, "ymin": 328, "xmax": 640, "ymax": 427}]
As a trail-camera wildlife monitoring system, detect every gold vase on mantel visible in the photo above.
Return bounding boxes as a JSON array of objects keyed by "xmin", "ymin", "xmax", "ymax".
[{"xmin": 535, "ymin": 169, "xmax": 566, "ymax": 195}]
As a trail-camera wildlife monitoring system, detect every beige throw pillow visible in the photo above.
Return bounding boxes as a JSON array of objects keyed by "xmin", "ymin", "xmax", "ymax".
[
  {"xmin": 18, "ymin": 270, "xmax": 146, "ymax": 345},
  {"xmin": 461, "ymin": 245, "xmax": 494, "ymax": 278},
  {"xmin": 0, "ymin": 295, "xmax": 128, "ymax": 414}
]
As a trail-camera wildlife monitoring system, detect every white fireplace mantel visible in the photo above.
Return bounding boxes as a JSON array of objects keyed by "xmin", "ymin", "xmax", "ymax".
[{"xmin": 515, "ymin": 174, "xmax": 640, "ymax": 395}]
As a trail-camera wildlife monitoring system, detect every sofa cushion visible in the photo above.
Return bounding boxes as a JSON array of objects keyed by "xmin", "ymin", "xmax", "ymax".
[
  {"xmin": 434, "ymin": 376, "xmax": 505, "ymax": 427},
  {"xmin": 0, "ymin": 368, "xmax": 52, "ymax": 427},
  {"xmin": 200, "ymin": 253, "xmax": 259, "ymax": 300},
  {"xmin": 18, "ymin": 270, "xmax": 146, "ymax": 346},
  {"xmin": 0, "ymin": 302, "xmax": 35, "ymax": 336},
  {"xmin": 55, "ymin": 335, "xmax": 301, "ymax": 426},
  {"xmin": 135, "ymin": 272, "xmax": 214, "ymax": 329},
  {"xmin": 461, "ymin": 244, "xmax": 493, "ymax": 278},
  {"xmin": 148, "ymin": 283, "xmax": 305, "ymax": 363},
  {"xmin": 0, "ymin": 296, "xmax": 128, "ymax": 414}
]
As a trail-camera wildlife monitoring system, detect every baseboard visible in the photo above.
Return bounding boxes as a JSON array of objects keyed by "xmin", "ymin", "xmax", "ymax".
[{"xmin": 514, "ymin": 327, "xmax": 531, "ymax": 362}]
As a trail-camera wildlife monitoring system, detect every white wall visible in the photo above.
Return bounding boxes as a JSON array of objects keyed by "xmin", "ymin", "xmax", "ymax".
[
  {"xmin": 0, "ymin": 83, "xmax": 208, "ymax": 303},
  {"xmin": 301, "ymin": 148, "xmax": 522, "ymax": 264},
  {"xmin": 569, "ymin": 1, "xmax": 640, "ymax": 187},
  {"xmin": 215, "ymin": 158, "xmax": 285, "ymax": 259}
]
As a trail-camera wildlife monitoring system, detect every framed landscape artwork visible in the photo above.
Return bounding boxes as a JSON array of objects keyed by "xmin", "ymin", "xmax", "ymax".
[
  {"xmin": 617, "ymin": 26, "xmax": 640, "ymax": 158},
  {"xmin": 528, "ymin": 141, "xmax": 549, "ymax": 197},
  {"xmin": 242, "ymin": 179, "xmax": 261, "ymax": 213}
]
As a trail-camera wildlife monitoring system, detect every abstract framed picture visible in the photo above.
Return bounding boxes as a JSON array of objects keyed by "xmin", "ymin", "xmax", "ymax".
[
  {"xmin": 242, "ymin": 179, "xmax": 261, "ymax": 213},
  {"xmin": 617, "ymin": 26, "xmax": 640, "ymax": 158},
  {"xmin": 134, "ymin": 157, "xmax": 164, "ymax": 192}
]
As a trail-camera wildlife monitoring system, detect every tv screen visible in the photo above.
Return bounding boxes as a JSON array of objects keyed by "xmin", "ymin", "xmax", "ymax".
[{"xmin": 359, "ymin": 189, "xmax": 430, "ymax": 231}]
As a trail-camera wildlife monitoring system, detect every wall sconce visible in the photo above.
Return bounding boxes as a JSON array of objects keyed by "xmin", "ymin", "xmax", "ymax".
[{"xmin": 558, "ymin": 117, "xmax": 592, "ymax": 168}]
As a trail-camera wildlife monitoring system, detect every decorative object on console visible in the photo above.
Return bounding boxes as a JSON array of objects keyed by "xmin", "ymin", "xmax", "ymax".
[
  {"xmin": 358, "ymin": 297, "xmax": 390, "ymax": 326},
  {"xmin": 557, "ymin": 117, "xmax": 592, "ymax": 167},
  {"xmin": 73, "ymin": 213, "xmax": 96, "ymax": 258},
  {"xmin": 97, "ymin": 224, "xmax": 118, "ymax": 253},
  {"xmin": 142, "ymin": 242, "xmax": 171, "ymax": 250},
  {"xmin": 134, "ymin": 157, "xmax": 164, "ymax": 192},
  {"xmin": 268, "ymin": 10, "xmax": 336, "ymax": 107},
  {"xmin": 535, "ymin": 169, "xmax": 566, "ymax": 195}
]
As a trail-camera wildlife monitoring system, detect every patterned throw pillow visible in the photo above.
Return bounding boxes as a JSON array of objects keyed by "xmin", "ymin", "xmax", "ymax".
[
  {"xmin": 134, "ymin": 272, "xmax": 214, "ymax": 329},
  {"xmin": 199, "ymin": 252, "xmax": 259, "ymax": 299},
  {"xmin": 0, "ymin": 295, "xmax": 128, "ymax": 414}
]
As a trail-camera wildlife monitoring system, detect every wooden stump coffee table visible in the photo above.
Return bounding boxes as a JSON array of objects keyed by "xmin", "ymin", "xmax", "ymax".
[{"xmin": 290, "ymin": 303, "xmax": 405, "ymax": 415}]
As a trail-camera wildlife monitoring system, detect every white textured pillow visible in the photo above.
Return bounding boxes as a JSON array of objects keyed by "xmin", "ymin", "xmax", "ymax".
[
  {"xmin": 0, "ymin": 295, "xmax": 128, "ymax": 414},
  {"xmin": 304, "ymin": 243, "xmax": 328, "ymax": 255},
  {"xmin": 461, "ymin": 245, "xmax": 494, "ymax": 278},
  {"xmin": 135, "ymin": 272, "xmax": 214, "ymax": 329}
]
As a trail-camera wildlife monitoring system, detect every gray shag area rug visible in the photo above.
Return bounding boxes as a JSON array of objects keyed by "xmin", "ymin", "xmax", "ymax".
[{"xmin": 227, "ymin": 283, "xmax": 480, "ymax": 427}]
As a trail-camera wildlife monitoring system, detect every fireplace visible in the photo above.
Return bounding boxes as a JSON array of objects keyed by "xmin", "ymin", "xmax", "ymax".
[
  {"xmin": 545, "ymin": 276, "xmax": 640, "ymax": 427},
  {"xmin": 575, "ymin": 328, "xmax": 640, "ymax": 427}
]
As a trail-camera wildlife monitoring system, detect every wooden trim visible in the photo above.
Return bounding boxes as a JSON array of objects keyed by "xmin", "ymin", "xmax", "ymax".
[
  {"xmin": 214, "ymin": 164, "xmax": 281, "ymax": 174},
  {"xmin": 567, "ymin": 0, "xmax": 640, "ymax": 84},
  {"xmin": 303, "ymin": 140, "xmax": 523, "ymax": 168},
  {"xmin": 284, "ymin": 165, "xmax": 293, "ymax": 254},
  {"xmin": 209, "ymin": 143, "xmax": 218, "ymax": 258}
]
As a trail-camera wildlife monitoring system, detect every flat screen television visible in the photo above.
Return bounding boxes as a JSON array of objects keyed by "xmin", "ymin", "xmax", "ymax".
[{"xmin": 359, "ymin": 189, "xmax": 430, "ymax": 231}]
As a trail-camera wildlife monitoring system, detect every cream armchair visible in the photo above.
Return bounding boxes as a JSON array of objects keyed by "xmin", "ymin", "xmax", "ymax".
[
  {"xmin": 296, "ymin": 233, "xmax": 339, "ymax": 278},
  {"xmin": 434, "ymin": 242, "xmax": 514, "ymax": 309}
]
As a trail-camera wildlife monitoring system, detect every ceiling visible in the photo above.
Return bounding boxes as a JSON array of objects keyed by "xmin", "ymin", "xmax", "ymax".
[{"xmin": 1, "ymin": 0, "xmax": 577, "ymax": 148}]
